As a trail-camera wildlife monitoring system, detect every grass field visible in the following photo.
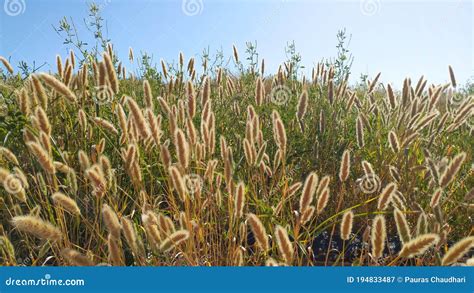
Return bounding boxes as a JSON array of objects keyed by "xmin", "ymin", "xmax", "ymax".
[{"xmin": 0, "ymin": 4, "xmax": 473, "ymax": 267}]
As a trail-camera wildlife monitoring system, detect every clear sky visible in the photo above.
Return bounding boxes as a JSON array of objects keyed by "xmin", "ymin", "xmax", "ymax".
[{"xmin": 0, "ymin": 0, "xmax": 472, "ymax": 86}]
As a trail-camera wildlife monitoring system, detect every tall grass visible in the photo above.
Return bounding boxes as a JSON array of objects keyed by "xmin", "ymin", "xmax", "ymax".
[{"xmin": 0, "ymin": 27, "xmax": 473, "ymax": 267}]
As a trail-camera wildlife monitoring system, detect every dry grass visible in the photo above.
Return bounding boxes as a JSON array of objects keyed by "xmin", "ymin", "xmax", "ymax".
[{"xmin": 0, "ymin": 44, "xmax": 473, "ymax": 267}]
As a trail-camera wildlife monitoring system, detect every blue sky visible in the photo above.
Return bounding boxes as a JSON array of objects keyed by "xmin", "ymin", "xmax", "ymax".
[{"xmin": 0, "ymin": 0, "xmax": 472, "ymax": 86}]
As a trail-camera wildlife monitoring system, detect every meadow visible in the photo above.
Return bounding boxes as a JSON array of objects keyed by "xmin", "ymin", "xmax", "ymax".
[{"xmin": 0, "ymin": 5, "xmax": 473, "ymax": 267}]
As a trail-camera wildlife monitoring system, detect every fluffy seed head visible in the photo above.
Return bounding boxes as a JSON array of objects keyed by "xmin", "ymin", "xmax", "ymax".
[
  {"xmin": 0, "ymin": 56, "xmax": 14, "ymax": 74},
  {"xmin": 393, "ymin": 208, "xmax": 411, "ymax": 244},
  {"xmin": 386, "ymin": 83, "xmax": 396, "ymax": 109},
  {"xmin": 127, "ymin": 97, "xmax": 150, "ymax": 139},
  {"xmin": 38, "ymin": 73, "xmax": 76, "ymax": 103},
  {"xmin": 247, "ymin": 213, "xmax": 269, "ymax": 251},
  {"xmin": 272, "ymin": 110, "xmax": 287, "ymax": 155},
  {"xmin": 234, "ymin": 181, "xmax": 246, "ymax": 219},
  {"xmin": 299, "ymin": 172, "xmax": 318, "ymax": 214},
  {"xmin": 368, "ymin": 72, "xmax": 381, "ymax": 94},
  {"xmin": 441, "ymin": 236, "xmax": 474, "ymax": 266},
  {"xmin": 362, "ymin": 160, "xmax": 375, "ymax": 175},
  {"xmin": 61, "ymin": 248, "xmax": 95, "ymax": 266},
  {"xmin": 356, "ymin": 115, "xmax": 365, "ymax": 148},
  {"xmin": 430, "ymin": 188, "xmax": 443, "ymax": 208},
  {"xmin": 416, "ymin": 212, "xmax": 428, "ymax": 236},
  {"xmin": 187, "ymin": 81, "xmax": 196, "ymax": 118},
  {"xmin": 274, "ymin": 225, "xmax": 293, "ymax": 265},
  {"xmin": 448, "ymin": 65, "xmax": 456, "ymax": 88},
  {"xmin": 371, "ymin": 215, "xmax": 386, "ymax": 259},
  {"xmin": 340, "ymin": 210, "xmax": 354, "ymax": 240},
  {"xmin": 265, "ymin": 258, "xmax": 279, "ymax": 266},
  {"xmin": 27, "ymin": 142, "xmax": 55, "ymax": 174},
  {"xmin": 11, "ymin": 215, "xmax": 62, "ymax": 241},
  {"xmin": 399, "ymin": 234, "xmax": 440, "ymax": 258},
  {"xmin": 300, "ymin": 205, "xmax": 315, "ymax": 225},
  {"xmin": 52, "ymin": 192, "xmax": 81, "ymax": 216},
  {"xmin": 377, "ymin": 182, "xmax": 397, "ymax": 210},
  {"xmin": 465, "ymin": 258, "xmax": 474, "ymax": 266},
  {"xmin": 103, "ymin": 52, "xmax": 119, "ymax": 94},
  {"xmin": 174, "ymin": 128, "xmax": 190, "ymax": 169},
  {"xmin": 169, "ymin": 166, "xmax": 186, "ymax": 201},
  {"xmin": 316, "ymin": 187, "xmax": 330, "ymax": 214},
  {"xmin": 94, "ymin": 117, "xmax": 119, "ymax": 135},
  {"xmin": 143, "ymin": 80, "xmax": 153, "ymax": 108},
  {"xmin": 17, "ymin": 89, "xmax": 30, "ymax": 115},
  {"xmin": 121, "ymin": 217, "xmax": 138, "ymax": 252},
  {"xmin": 102, "ymin": 204, "xmax": 121, "ymax": 239},
  {"xmin": 201, "ymin": 76, "xmax": 211, "ymax": 106},
  {"xmin": 0, "ymin": 147, "xmax": 19, "ymax": 166},
  {"xmin": 339, "ymin": 149, "xmax": 351, "ymax": 182},
  {"xmin": 31, "ymin": 74, "xmax": 48, "ymax": 109},
  {"xmin": 316, "ymin": 175, "xmax": 330, "ymax": 197},
  {"xmin": 439, "ymin": 152, "xmax": 466, "ymax": 188},
  {"xmin": 388, "ymin": 130, "xmax": 400, "ymax": 153},
  {"xmin": 34, "ymin": 107, "xmax": 51, "ymax": 135},
  {"xmin": 107, "ymin": 233, "xmax": 123, "ymax": 266},
  {"xmin": 232, "ymin": 45, "xmax": 239, "ymax": 63},
  {"xmin": 159, "ymin": 230, "xmax": 190, "ymax": 252},
  {"xmin": 297, "ymin": 90, "xmax": 308, "ymax": 120}
]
